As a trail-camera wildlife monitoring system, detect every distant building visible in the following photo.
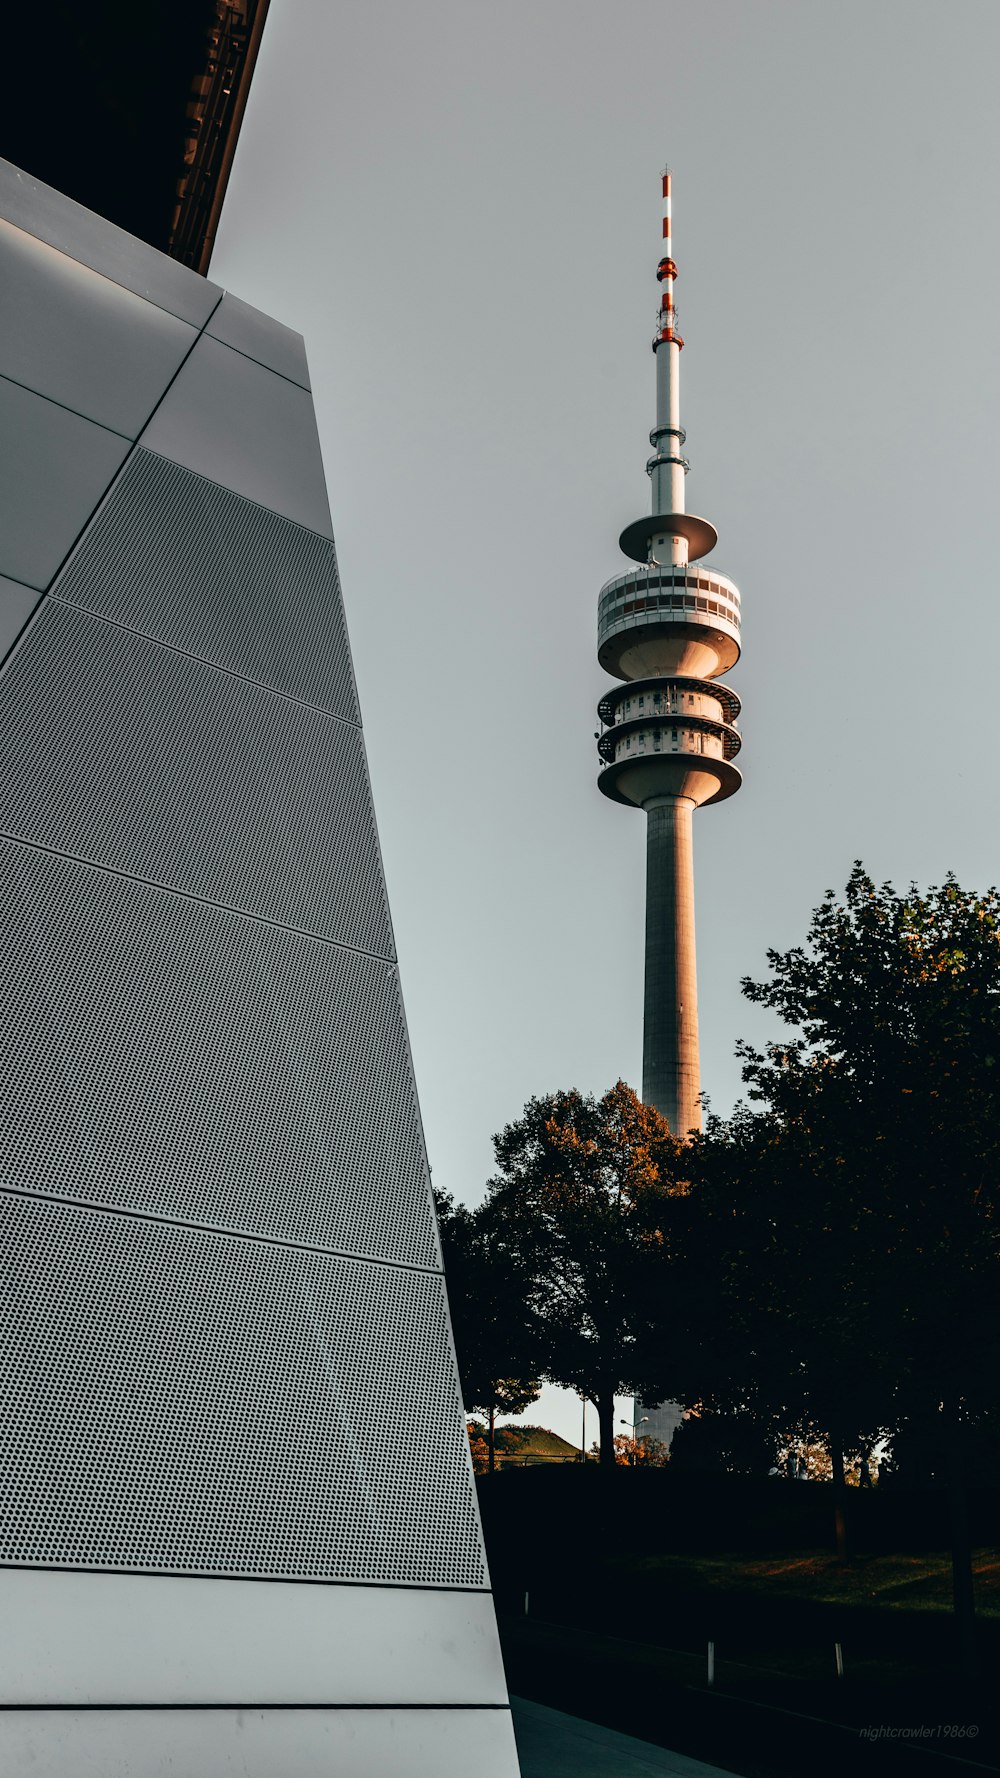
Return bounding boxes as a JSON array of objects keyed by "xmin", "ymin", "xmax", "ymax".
[{"xmin": 636, "ymin": 1400, "xmax": 685, "ymax": 1453}]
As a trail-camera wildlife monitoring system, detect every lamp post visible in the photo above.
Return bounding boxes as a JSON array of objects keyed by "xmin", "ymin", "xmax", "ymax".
[{"xmin": 620, "ymin": 1414, "xmax": 650, "ymax": 1467}]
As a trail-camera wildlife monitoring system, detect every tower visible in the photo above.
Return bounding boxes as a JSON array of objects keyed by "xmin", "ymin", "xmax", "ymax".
[{"xmin": 596, "ymin": 169, "xmax": 742, "ymax": 1135}]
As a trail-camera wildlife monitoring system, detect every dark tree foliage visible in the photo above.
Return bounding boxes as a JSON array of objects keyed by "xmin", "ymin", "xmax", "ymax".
[
  {"xmin": 679, "ymin": 865, "xmax": 1000, "ymax": 1668},
  {"xmin": 435, "ymin": 1189, "xmax": 543, "ymax": 1472},
  {"xmin": 667, "ymin": 1100, "xmax": 895, "ymax": 1520},
  {"xmin": 484, "ymin": 1081, "xmax": 686, "ymax": 1468},
  {"xmin": 667, "ymin": 1399, "xmax": 781, "ymax": 1479},
  {"xmin": 734, "ymin": 865, "xmax": 1000, "ymax": 1445}
]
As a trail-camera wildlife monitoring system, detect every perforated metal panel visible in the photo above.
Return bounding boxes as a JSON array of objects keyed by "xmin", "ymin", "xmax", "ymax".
[
  {"xmin": 0, "ymin": 601, "xmax": 392, "ymax": 955},
  {"xmin": 0, "ymin": 189, "xmax": 506, "ymax": 1662},
  {"xmin": 54, "ymin": 450, "xmax": 359, "ymax": 723},
  {"xmin": 0, "ymin": 1193, "xmax": 485, "ymax": 1586},
  {"xmin": 0, "ymin": 838, "xmax": 436, "ymax": 1266}
]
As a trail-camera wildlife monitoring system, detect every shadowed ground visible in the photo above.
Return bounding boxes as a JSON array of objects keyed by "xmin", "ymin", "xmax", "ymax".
[{"xmin": 511, "ymin": 1697, "xmax": 741, "ymax": 1777}]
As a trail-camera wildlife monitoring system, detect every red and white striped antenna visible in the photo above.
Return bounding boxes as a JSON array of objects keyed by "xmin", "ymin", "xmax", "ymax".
[
  {"xmin": 649, "ymin": 165, "xmax": 690, "ymax": 558},
  {"xmin": 656, "ymin": 167, "xmax": 682, "ymax": 347},
  {"xmin": 619, "ymin": 166, "xmax": 718, "ymax": 567}
]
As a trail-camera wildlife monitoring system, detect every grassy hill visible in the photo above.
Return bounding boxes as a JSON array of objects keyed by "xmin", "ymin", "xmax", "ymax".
[{"xmin": 493, "ymin": 1423, "xmax": 580, "ymax": 1465}]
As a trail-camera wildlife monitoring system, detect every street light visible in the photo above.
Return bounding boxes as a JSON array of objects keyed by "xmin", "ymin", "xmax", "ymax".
[{"xmin": 619, "ymin": 1413, "xmax": 649, "ymax": 1467}]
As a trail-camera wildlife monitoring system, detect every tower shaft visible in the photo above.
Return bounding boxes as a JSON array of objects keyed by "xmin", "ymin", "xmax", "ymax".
[{"xmin": 643, "ymin": 796, "xmax": 700, "ymax": 1133}]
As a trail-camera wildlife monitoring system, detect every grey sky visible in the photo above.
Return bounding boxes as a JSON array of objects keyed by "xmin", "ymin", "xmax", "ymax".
[{"xmin": 213, "ymin": 0, "xmax": 999, "ymax": 1444}]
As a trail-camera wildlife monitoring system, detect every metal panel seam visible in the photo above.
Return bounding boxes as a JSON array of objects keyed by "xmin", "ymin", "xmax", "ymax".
[
  {"xmin": 0, "ymin": 290, "xmax": 224, "ymax": 672},
  {"xmin": 0, "ymin": 1185, "xmax": 445, "ymax": 1280},
  {"xmin": 0, "ymin": 831, "xmax": 396, "ymax": 963},
  {"xmin": 0, "ymin": 370, "xmax": 131, "ymax": 441},
  {"xmin": 0, "ymin": 1563, "xmax": 492, "ymax": 1595},
  {"xmin": 46, "ymin": 595, "xmax": 362, "ymax": 730}
]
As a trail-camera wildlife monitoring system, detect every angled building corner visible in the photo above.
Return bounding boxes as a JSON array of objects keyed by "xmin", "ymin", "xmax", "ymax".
[{"xmin": 0, "ymin": 159, "xmax": 519, "ymax": 1776}]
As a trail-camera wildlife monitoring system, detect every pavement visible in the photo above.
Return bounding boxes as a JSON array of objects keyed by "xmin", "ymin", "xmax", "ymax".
[{"xmin": 510, "ymin": 1696, "xmax": 743, "ymax": 1778}]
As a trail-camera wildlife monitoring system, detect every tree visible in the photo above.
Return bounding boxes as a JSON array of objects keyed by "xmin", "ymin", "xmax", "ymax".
[
  {"xmin": 435, "ymin": 1190, "xmax": 543, "ymax": 1472},
  {"xmin": 484, "ymin": 1081, "xmax": 686, "ymax": 1468},
  {"xmin": 466, "ymin": 1425, "xmax": 490, "ymax": 1475},
  {"xmin": 466, "ymin": 1421, "xmax": 533, "ymax": 1467},
  {"xmin": 704, "ymin": 865, "xmax": 1000, "ymax": 1668},
  {"xmin": 667, "ymin": 1102, "xmax": 893, "ymax": 1529},
  {"xmin": 612, "ymin": 1432, "xmax": 670, "ymax": 1467}
]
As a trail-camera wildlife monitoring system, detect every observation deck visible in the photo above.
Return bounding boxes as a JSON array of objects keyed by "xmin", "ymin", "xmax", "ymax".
[
  {"xmin": 597, "ymin": 562, "xmax": 741, "ymax": 682},
  {"xmin": 598, "ymin": 673, "xmax": 741, "ymax": 732},
  {"xmin": 596, "ymin": 671, "xmax": 742, "ymax": 810}
]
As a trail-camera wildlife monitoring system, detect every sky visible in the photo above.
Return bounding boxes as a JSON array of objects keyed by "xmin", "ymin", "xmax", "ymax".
[{"xmin": 213, "ymin": 0, "xmax": 1000, "ymax": 1445}]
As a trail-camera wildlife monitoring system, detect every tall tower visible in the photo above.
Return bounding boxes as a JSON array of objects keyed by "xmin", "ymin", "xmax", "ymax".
[{"xmin": 597, "ymin": 170, "xmax": 742, "ymax": 1135}]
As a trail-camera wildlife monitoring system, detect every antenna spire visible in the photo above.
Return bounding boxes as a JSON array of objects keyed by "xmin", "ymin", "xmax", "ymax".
[
  {"xmin": 619, "ymin": 168, "xmax": 717, "ymax": 568},
  {"xmin": 656, "ymin": 166, "xmax": 681, "ymax": 348},
  {"xmin": 649, "ymin": 165, "xmax": 689, "ymax": 559}
]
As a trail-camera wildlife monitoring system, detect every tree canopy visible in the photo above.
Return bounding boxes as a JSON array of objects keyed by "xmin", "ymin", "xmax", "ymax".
[
  {"xmin": 669, "ymin": 864, "xmax": 1000, "ymax": 1646},
  {"xmin": 483, "ymin": 1080, "xmax": 686, "ymax": 1467},
  {"xmin": 722, "ymin": 865, "xmax": 1000, "ymax": 1461},
  {"xmin": 435, "ymin": 1188, "xmax": 543, "ymax": 1471}
]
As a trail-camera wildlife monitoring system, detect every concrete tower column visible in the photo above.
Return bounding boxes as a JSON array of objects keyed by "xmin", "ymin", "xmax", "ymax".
[{"xmin": 643, "ymin": 794, "xmax": 700, "ymax": 1133}]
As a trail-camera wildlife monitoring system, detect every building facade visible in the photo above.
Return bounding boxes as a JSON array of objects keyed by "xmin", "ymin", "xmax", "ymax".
[{"xmin": 0, "ymin": 159, "xmax": 518, "ymax": 1777}]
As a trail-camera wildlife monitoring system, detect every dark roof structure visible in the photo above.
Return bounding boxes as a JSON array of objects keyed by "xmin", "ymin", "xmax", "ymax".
[{"xmin": 2, "ymin": 0, "xmax": 269, "ymax": 273}]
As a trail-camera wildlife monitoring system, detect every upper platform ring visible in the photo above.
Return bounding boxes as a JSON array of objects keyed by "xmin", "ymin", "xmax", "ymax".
[
  {"xmin": 598, "ymin": 674, "xmax": 742, "ymax": 728},
  {"xmin": 619, "ymin": 512, "xmax": 718, "ymax": 564}
]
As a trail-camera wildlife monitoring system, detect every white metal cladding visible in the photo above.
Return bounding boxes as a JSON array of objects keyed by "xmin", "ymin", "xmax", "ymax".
[
  {"xmin": 0, "ymin": 375, "xmax": 130, "ymax": 591},
  {"xmin": 0, "ymin": 574, "xmax": 36, "ymax": 660},
  {"xmin": 53, "ymin": 450, "xmax": 359, "ymax": 724},
  {"xmin": 0, "ymin": 180, "xmax": 515, "ymax": 1759},
  {"xmin": 141, "ymin": 333, "xmax": 334, "ymax": 538},
  {"xmin": 0, "ymin": 218, "xmax": 199, "ymax": 439},
  {"xmin": 0, "ymin": 601, "xmax": 393, "ymax": 955},
  {"xmin": 0, "ymin": 1708, "xmax": 521, "ymax": 1778},
  {"xmin": 0, "ymin": 1193, "xmax": 485, "ymax": 1587},
  {"xmin": 0, "ymin": 157, "xmax": 223, "ymax": 331},
  {"xmin": 0, "ymin": 1571, "xmax": 510, "ymax": 1705},
  {"xmin": 0, "ymin": 838, "xmax": 436, "ymax": 1268},
  {"xmin": 206, "ymin": 292, "xmax": 312, "ymax": 390}
]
